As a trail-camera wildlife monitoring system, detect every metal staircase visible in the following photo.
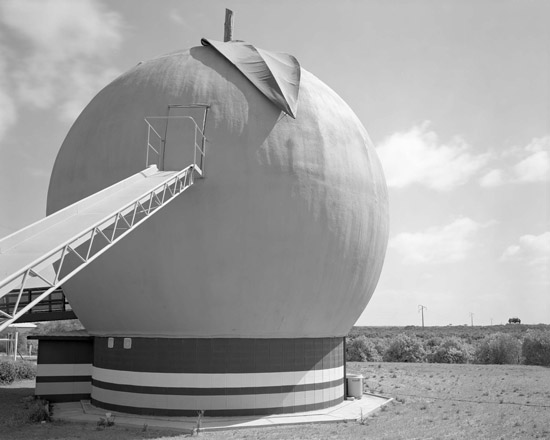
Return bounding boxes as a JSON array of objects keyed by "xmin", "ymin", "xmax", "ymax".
[{"xmin": 0, "ymin": 110, "xmax": 207, "ymax": 331}]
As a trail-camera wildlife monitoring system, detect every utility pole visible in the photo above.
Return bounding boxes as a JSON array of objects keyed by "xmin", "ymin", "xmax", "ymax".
[
  {"xmin": 224, "ymin": 9, "xmax": 234, "ymax": 42},
  {"xmin": 470, "ymin": 312, "xmax": 474, "ymax": 327},
  {"xmin": 418, "ymin": 304, "xmax": 427, "ymax": 328}
]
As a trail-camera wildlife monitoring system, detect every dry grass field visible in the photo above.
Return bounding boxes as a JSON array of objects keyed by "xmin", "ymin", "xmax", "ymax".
[{"xmin": 2, "ymin": 362, "xmax": 549, "ymax": 440}]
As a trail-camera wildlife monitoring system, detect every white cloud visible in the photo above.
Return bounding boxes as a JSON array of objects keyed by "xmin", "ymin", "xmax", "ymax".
[
  {"xmin": 0, "ymin": 0, "xmax": 122, "ymax": 57},
  {"xmin": 525, "ymin": 135, "xmax": 550, "ymax": 154},
  {"xmin": 479, "ymin": 169, "xmax": 504, "ymax": 188},
  {"xmin": 478, "ymin": 136, "xmax": 550, "ymax": 187},
  {"xmin": 0, "ymin": 49, "xmax": 17, "ymax": 142},
  {"xmin": 501, "ymin": 231, "xmax": 550, "ymax": 285},
  {"xmin": 169, "ymin": 9, "xmax": 187, "ymax": 25},
  {"xmin": 0, "ymin": 88, "xmax": 16, "ymax": 140},
  {"xmin": 0, "ymin": 0, "xmax": 123, "ymax": 121},
  {"xmin": 390, "ymin": 217, "xmax": 494, "ymax": 264},
  {"xmin": 376, "ymin": 121, "xmax": 488, "ymax": 191},
  {"xmin": 513, "ymin": 137, "xmax": 550, "ymax": 183},
  {"xmin": 58, "ymin": 63, "xmax": 121, "ymax": 122},
  {"xmin": 502, "ymin": 232, "xmax": 550, "ymax": 264},
  {"xmin": 377, "ymin": 123, "xmax": 548, "ymax": 191}
]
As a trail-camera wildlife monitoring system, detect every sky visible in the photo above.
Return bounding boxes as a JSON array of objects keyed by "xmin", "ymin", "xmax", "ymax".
[{"xmin": 0, "ymin": 0, "xmax": 548, "ymax": 326}]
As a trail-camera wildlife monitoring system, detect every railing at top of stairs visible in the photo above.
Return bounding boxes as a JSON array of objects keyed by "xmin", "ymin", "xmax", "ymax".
[{"xmin": 145, "ymin": 105, "xmax": 209, "ymax": 173}]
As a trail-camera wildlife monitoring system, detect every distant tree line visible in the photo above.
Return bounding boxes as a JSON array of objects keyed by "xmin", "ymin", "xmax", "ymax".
[{"xmin": 346, "ymin": 329, "xmax": 550, "ymax": 366}]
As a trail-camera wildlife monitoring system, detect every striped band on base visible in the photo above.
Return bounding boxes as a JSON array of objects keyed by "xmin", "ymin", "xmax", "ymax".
[
  {"xmin": 92, "ymin": 336, "xmax": 345, "ymax": 416},
  {"xmin": 34, "ymin": 337, "xmax": 94, "ymax": 402},
  {"xmin": 91, "ymin": 371, "xmax": 344, "ymax": 416},
  {"xmin": 35, "ymin": 364, "xmax": 93, "ymax": 402}
]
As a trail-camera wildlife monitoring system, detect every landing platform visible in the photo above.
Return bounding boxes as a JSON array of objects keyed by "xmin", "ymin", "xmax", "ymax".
[{"xmin": 53, "ymin": 393, "xmax": 392, "ymax": 433}]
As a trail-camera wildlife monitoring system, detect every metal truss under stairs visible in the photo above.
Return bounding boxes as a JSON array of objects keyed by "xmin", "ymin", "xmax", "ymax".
[
  {"xmin": 0, "ymin": 109, "xmax": 208, "ymax": 331},
  {"xmin": 2, "ymin": 287, "xmax": 75, "ymax": 323},
  {"xmin": 0, "ymin": 164, "xmax": 201, "ymax": 331}
]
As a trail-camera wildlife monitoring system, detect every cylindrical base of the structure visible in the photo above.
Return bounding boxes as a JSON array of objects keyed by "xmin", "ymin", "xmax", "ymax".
[{"xmin": 91, "ymin": 336, "xmax": 344, "ymax": 416}]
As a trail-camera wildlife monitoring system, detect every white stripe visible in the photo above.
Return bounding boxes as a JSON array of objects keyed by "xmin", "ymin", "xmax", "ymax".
[
  {"xmin": 92, "ymin": 365, "xmax": 344, "ymax": 388},
  {"xmin": 91, "ymin": 383, "xmax": 344, "ymax": 411},
  {"xmin": 37, "ymin": 363, "xmax": 92, "ymax": 377}
]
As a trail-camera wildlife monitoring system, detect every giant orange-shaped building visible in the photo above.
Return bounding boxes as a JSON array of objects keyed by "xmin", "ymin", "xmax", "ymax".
[{"xmin": 45, "ymin": 38, "xmax": 389, "ymax": 415}]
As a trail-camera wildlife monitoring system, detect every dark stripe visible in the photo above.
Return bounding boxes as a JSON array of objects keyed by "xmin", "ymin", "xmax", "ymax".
[
  {"xmin": 16, "ymin": 310, "xmax": 77, "ymax": 323},
  {"xmin": 36, "ymin": 393, "xmax": 91, "ymax": 403},
  {"xmin": 36, "ymin": 375, "xmax": 92, "ymax": 383},
  {"xmin": 91, "ymin": 377, "xmax": 343, "ymax": 396},
  {"xmin": 37, "ymin": 339, "xmax": 94, "ymax": 364},
  {"xmin": 94, "ymin": 337, "xmax": 344, "ymax": 374},
  {"xmin": 91, "ymin": 395, "xmax": 345, "ymax": 417},
  {"xmin": 29, "ymin": 334, "xmax": 91, "ymax": 341}
]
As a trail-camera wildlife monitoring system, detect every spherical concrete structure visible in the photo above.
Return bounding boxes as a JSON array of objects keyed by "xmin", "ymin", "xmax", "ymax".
[{"xmin": 46, "ymin": 41, "xmax": 389, "ymax": 415}]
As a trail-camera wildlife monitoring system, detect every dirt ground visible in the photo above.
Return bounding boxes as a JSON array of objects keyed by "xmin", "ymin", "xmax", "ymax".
[{"xmin": 1, "ymin": 363, "xmax": 549, "ymax": 440}]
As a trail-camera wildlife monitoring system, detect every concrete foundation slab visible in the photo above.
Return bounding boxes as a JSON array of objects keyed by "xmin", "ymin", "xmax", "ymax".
[{"xmin": 52, "ymin": 393, "xmax": 392, "ymax": 433}]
